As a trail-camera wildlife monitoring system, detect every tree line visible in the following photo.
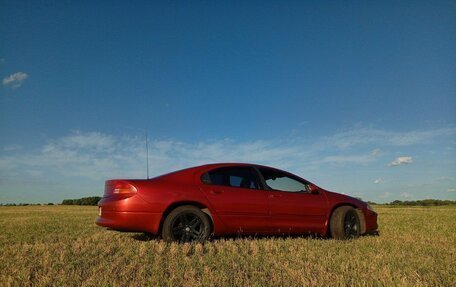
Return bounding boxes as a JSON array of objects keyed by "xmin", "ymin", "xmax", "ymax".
[
  {"xmin": 368, "ymin": 199, "xmax": 456, "ymax": 206},
  {"xmin": 1, "ymin": 198, "xmax": 455, "ymax": 206},
  {"xmin": 61, "ymin": 196, "xmax": 102, "ymax": 206}
]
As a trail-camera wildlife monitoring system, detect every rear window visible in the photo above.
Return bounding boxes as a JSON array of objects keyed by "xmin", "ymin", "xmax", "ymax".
[{"xmin": 201, "ymin": 166, "xmax": 260, "ymax": 189}]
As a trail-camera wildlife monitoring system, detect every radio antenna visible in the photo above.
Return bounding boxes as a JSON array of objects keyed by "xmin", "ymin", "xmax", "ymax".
[{"xmin": 145, "ymin": 128, "xmax": 149, "ymax": 179}]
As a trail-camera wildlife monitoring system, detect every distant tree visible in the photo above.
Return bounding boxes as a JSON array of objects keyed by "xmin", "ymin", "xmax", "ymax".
[
  {"xmin": 62, "ymin": 199, "xmax": 74, "ymax": 205},
  {"xmin": 386, "ymin": 199, "xmax": 456, "ymax": 206},
  {"xmin": 61, "ymin": 196, "xmax": 101, "ymax": 206}
]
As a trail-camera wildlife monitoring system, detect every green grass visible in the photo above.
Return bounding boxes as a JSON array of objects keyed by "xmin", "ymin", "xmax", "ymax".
[{"xmin": 0, "ymin": 206, "xmax": 455, "ymax": 286}]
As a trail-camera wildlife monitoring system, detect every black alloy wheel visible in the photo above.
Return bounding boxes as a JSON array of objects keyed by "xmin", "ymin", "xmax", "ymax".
[
  {"xmin": 344, "ymin": 211, "xmax": 359, "ymax": 238},
  {"xmin": 171, "ymin": 212, "xmax": 204, "ymax": 242},
  {"xmin": 330, "ymin": 206, "xmax": 361, "ymax": 240},
  {"xmin": 162, "ymin": 205, "xmax": 211, "ymax": 243}
]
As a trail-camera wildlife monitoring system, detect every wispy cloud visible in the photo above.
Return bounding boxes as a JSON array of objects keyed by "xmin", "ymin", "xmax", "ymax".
[
  {"xmin": 2, "ymin": 145, "xmax": 22, "ymax": 152},
  {"xmin": 400, "ymin": 192, "xmax": 413, "ymax": 198},
  {"xmin": 438, "ymin": 176, "xmax": 454, "ymax": 181},
  {"xmin": 0, "ymin": 131, "xmax": 312, "ymax": 181},
  {"xmin": 2, "ymin": 72, "xmax": 28, "ymax": 89},
  {"xmin": 0, "ymin": 126, "xmax": 453, "ymax": 182},
  {"xmin": 389, "ymin": 156, "xmax": 413, "ymax": 167},
  {"xmin": 45, "ymin": 130, "xmax": 115, "ymax": 152},
  {"xmin": 313, "ymin": 147, "xmax": 382, "ymax": 166},
  {"xmin": 0, "ymin": 131, "xmax": 390, "ymax": 183},
  {"xmin": 371, "ymin": 148, "xmax": 380, "ymax": 156},
  {"xmin": 317, "ymin": 153, "xmax": 376, "ymax": 165},
  {"xmin": 324, "ymin": 127, "xmax": 456, "ymax": 149},
  {"xmin": 380, "ymin": 191, "xmax": 391, "ymax": 198},
  {"xmin": 447, "ymin": 188, "xmax": 456, "ymax": 192},
  {"xmin": 1, "ymin": 126, "xmax": 455, "ymax": 203}
]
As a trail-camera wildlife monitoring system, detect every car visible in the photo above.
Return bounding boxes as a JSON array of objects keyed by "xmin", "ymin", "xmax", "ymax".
[{"xmin": 96, "ymin": 163, "xmax": 378, "ymax": 242}]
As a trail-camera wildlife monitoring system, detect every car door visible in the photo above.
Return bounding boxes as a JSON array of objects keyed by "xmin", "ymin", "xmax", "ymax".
[
  {"xmin": 199, "ymin": 166, "xmax": 271, "ymax": 233},
  {"xmin": 258, "ymin": 167, "xmax": 329, "ymax": 234}
]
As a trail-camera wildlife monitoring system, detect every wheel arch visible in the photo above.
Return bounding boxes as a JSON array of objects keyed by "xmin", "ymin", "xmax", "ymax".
[
  {"xmin": 158, "ymin": 201, "xmax": 214, "ymax": 236},
  {"xmin": 326, "ymin": 203, "xmax": 366, "ymax": 236}
]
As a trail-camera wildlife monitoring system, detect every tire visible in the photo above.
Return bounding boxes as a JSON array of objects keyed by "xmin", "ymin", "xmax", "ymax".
[
  {"xmin": 161, "ymin": 205, "xmax": 211, "ymax": 243},
  {"xmin": 329, "ymin": 206, "xmax": 361, "ymax": 240}
]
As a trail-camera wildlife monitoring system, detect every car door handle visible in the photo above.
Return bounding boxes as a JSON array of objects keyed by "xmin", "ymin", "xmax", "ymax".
[
  {"xmin": 210, "ymin": 190, "xmax": 224, "ymax": 195},
  {"xmin": 269, "ymin": 194, "xmax": 283, "ymax": 198}
]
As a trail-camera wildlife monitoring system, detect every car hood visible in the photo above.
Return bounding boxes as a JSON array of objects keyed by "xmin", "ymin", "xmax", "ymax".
[{"xmin": 323, "ymin": 189, "xmax": 367, "ymax": 208}]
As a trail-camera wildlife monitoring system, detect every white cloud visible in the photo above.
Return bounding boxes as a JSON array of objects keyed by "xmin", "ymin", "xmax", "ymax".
[
  {"xmin": 25, "ymin": 169, "xmax": 43, "ymax": 177},
  {"xmin": 3, "ymin": 145, "xmax": 22, "ymax": 152},
  {"xmin": 380, "ymin": 192, "xmax": 391, "ymax": 198},
  {"xmin": 0, "ymin": 127, "xmax": 452, "ymax": 187},
  {"xmin": 325, "ymin": 127, "xmax": 456, "ymax": 149},
  {"xmin": 2, "ymin": 72, "xmax": 28, "ymax": 88},
  {"xmin": 0, "ymin": 131, "xmax": 312, "ymax": 181},
  {"xmin": 51, "ymin": 130, "xmax": 115, "ymax": 152},
  {"xmin": 371, "ymin": 148, "xmax": 380, "ymax": 156},
  {"xmin": 438, "ymin": 176, "xmax": 454, "ymax": 181},
  {"xmin": 1, "ymin": 127, "xmax": 455, "ymax": 203},
  {"xmin": 0, "ymin": 131, "xmax": 378, "ymax": 185},
  {"xmin": 318, "ymin": 154, "xmax": 375, "ymax": 165},
  {"xmin": 400, "ymin": 192, "xmax": 413, "ymax": 198},
  {"xmin": 389, "ymin": 156, "xmax": 413, "ymax": 167},
  {"xmin": 447, "ymin": 188, "xmax": 456, "ymax": 192},
  {"xmin": 315, "ymin": 149, "xmax": 382, "ymax": 166}
]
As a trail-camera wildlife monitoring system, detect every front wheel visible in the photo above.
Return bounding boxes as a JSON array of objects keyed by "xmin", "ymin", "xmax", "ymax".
[
  {"xmin": 330, "ymin": 206, "xmax": 361, "ymax": 240},
  {"xmin": 161, "ymin": 205, "xmax": 211, "ymax": 243}
]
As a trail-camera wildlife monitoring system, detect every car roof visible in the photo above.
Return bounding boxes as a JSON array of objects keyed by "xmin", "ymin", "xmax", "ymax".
[
  {"xmin": 152, "ymin": 162, "xmax": 312, "ymax": 185},
  {"xmin": 195, "ymin": 162, "xmax": 270, "ymax": 169},
  {"xmin": 193, "ymin": 163, "xmax": 295, "ymax": 174}
]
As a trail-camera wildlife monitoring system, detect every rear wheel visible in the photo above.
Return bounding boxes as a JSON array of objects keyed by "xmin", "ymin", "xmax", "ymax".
[
  {"xmin": 330, "ymin": 206, "xmax": 361, "ymax": 240},
  {"xmin": 161, "ymin": 205, "xmax": 211, "ymax": 243}
]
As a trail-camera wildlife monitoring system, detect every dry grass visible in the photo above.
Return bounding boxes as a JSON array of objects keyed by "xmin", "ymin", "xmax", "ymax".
[{"xmin": 0, "ymin": 205, "xmax": 455, "ymax": 286}]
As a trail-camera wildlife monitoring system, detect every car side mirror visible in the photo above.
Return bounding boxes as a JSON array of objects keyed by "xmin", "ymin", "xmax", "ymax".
[{"xmin": 308, "ymin": 184, "xmax": 319, "ymax": 194}]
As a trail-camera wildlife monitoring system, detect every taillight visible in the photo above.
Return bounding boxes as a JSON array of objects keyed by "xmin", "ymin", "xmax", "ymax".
[{"xmin": 104, "ymin": 180, "xmax": 137, "ymax": 197}]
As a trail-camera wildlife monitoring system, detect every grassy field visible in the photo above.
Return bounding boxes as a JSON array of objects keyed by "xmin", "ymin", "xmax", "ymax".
[{"xmin": 0, "ymin": 206, "xmax": 455, "ymax": 286}]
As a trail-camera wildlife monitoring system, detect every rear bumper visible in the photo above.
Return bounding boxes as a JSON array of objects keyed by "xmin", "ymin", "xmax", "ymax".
[
  {"xmin": 96, "ymin": 195, "xmax": 162, "ymax": 234},
  {"xmin": 96, "ymin": 210, "xmax": 162, "ymax": 233}
]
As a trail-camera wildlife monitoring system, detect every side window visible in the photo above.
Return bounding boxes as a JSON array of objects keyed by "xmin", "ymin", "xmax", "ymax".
[
  {"xmin": 259, "ymin": 168, "xmax": 308, "ymax": 193},
  {"xmin": 201, "ymin": 167, "xmax": 260, "ymax": 189}
]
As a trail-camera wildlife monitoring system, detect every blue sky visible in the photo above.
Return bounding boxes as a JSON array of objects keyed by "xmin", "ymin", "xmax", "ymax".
[{"xmin": 1, "ymin": 1, "xmax": 455, "ymax": 203}]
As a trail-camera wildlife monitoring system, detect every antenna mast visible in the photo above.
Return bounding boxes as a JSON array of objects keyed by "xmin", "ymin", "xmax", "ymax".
[{"xmin": 145, "ymin": 129, "xmax": 149, "ymax": 179}]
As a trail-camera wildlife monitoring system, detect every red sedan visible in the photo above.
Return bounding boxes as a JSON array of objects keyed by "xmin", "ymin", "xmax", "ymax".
[{"xmin": 96, "ymin": 163, "xmax": 378, "ymax": 242}]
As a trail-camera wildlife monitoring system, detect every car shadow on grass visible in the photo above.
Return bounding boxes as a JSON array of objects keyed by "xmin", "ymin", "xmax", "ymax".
[
  {"xmin": 130, "ymin": 232, "xmax": 160, "ymax": 241},
  {"xmin": 128, "ymin": 230, "xmax": 379, "ymax": 242},
  {"xmin": 128, "ymin": 232, "xmax": 321, "ymax": 242},
  {"xmin": 212, "ymin": 230, "xmax": 379, "ymax": 242},
  {"xmin": 213, "ymin": 233, "xmax": 323, "ymax": 242}
]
